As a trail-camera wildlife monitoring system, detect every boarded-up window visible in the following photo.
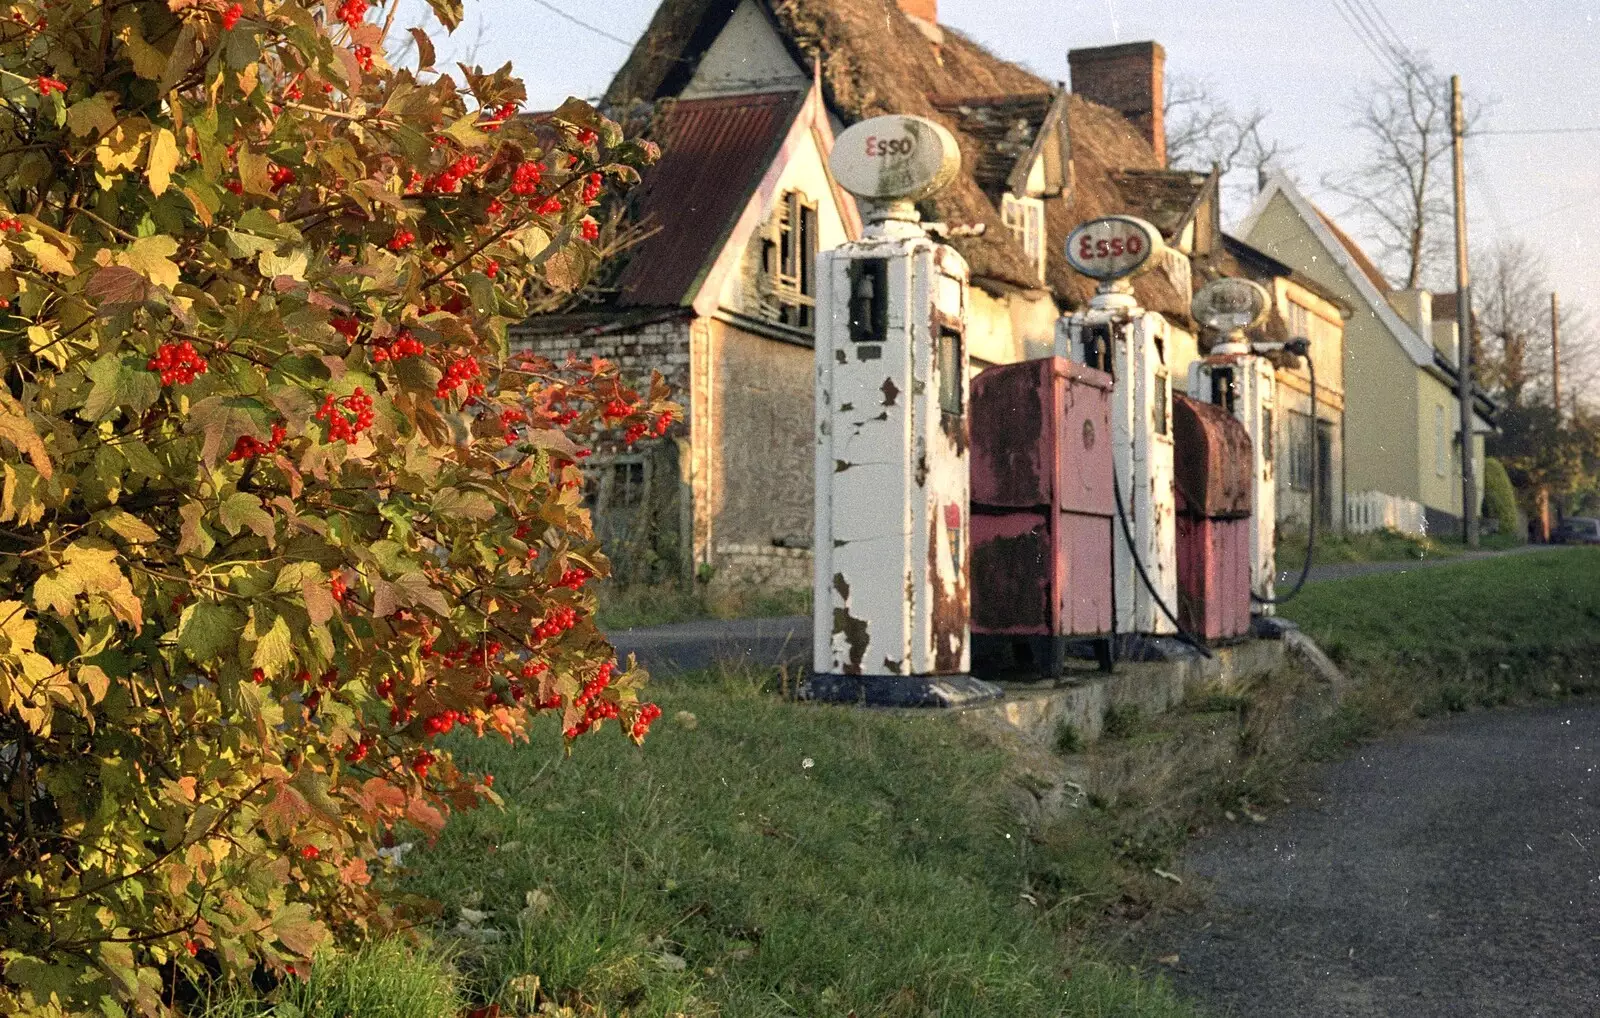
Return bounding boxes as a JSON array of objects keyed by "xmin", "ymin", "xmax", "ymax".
[
  {"xmin": 1287, "ymin": 412, "xmax": 1314, "ymax": 490},
  {"xmin": 764, "ymin": 190, "xmax": 817, "ymax": 329}
]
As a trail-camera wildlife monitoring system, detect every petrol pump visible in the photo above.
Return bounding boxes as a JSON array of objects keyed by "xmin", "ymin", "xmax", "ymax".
[
  {"xmin": 805, "ymin": 115, "xmax": 1000, "ymax": 706},
  {"xmin": 1057, "ymin": 216, "xmax": 1179, "ymax": 644},
  {"xmin": 1187, "ymin": 278, "xmax": 1281, "ymax": 611}
]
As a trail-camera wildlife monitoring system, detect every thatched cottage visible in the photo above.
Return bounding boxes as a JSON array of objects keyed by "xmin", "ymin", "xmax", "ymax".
[{"xmin": 516, "ymin": 0, "xmax": 1351, "ymax": 588}]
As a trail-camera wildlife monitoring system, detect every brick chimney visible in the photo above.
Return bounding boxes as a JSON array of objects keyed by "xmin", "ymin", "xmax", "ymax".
[
  {"xmin": 1068, "ymin": 41, "xmax": 1167, "ymax": 166},
  {"xmin": 897, "ymin": 0, "xmax": 937, "ymax": 23}
]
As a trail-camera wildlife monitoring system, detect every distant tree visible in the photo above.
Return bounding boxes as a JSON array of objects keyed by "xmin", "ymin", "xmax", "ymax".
[
  {"xmin": 1475, "ymin": 240, "xmax": 1600, "ymax": 412},
  {"xmin": 1162, "ymin": 75, "xmax": 1290, "ymax": 207},
  {"xmin": 1324, "ymin": 55, "xmax": 1475, "ymax": 290}
]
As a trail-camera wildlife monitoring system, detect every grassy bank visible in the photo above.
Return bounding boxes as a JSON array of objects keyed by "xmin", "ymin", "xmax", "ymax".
[
  {"xmin": 1280, "ymin": 545, "xmax": 1600, "ymax": 735},
  {"xmin": 1274, "ymin": 525, "xmax": 1521, "ymax": 573},
  {"xmin": 206, "ymin": 549, "xmax": 1600, "ymax": 1017}
]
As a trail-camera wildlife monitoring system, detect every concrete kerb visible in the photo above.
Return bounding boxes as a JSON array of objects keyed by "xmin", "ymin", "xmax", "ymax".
[{"xmin": 959, "ymin": 628, "xmax": 1348, "ymax": 750}]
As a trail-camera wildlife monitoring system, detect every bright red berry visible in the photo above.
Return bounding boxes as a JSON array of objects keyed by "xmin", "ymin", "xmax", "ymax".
[
  {"xmin": 221, "ymin": 3, "xmax": 243, "ymax": 30},
  {"xmin": 147, "ymin": 341, "xmax": 208, "ymax": 386},
  {"xmin": 580, "ymin": 217, "xmax": 600, "ymax": 242},
  {"xmin": 300, "ymin": 845, "xmax": 319, "ymax": 860},
  {"xmin": 35, "ymin": 76, "xmax": 67, "ymax": 96}
]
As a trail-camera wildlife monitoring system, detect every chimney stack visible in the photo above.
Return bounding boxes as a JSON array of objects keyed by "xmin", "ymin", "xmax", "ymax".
[
  {"xmin": 1068, "ymin": 41, "xmax": 1166, "ymax": 166},
  {"xmin": 897, "ymin": 0, "xmax": 937, "ymax": 24}
]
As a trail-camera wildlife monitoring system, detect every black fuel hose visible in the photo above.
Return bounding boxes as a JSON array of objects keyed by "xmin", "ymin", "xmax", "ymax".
[
  {"xmin": 1111, "ymin": 467, "xmax": 1213, "ymax": 659},
  {"xmin": 1252, "ymin": 338, "xmax": 1317, "ymax": 606}
]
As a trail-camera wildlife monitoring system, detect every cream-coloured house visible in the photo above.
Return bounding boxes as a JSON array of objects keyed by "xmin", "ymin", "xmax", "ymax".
[{"xmin": 1240, "ymin": 172, "xmax": 1493, "ymax": 535}]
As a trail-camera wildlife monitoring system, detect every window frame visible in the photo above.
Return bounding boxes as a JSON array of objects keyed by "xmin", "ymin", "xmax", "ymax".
[
  {"xmin": 1001, "ymin": 192, "xmax": 1048, "ymax": 283},
  {"xmin": 768, "ymin": 190, "xmax": 818, "ymax": 330}
]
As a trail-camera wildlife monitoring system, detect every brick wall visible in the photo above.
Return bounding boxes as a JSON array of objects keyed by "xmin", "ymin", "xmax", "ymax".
[
  {"xmin": 1068, "ymin": 42, "xmax": 1166, "ymax": 166},
  {"xmin": 509, "ymin": 317, "xmax": 694, "ymax": 394}
]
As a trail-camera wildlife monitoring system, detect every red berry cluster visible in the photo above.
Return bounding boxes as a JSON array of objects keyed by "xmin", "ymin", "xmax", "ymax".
[
  {"xmin": 224, "ymin": 179, "xmax": 244, "ymax": 195},
  {"xmin": 534, "ymin": 605, "xmax": 578, "ymax": 642},
  {"xmin": 427, "ymin": 154, "xmax": 480, "ymax": 194},
  {"xmin": 482, "ymin": 102, "xmax": 518, "ymax": 132},
  {"xmin": 371, "ymin": 331, "xmax": 424, "ymax": 362},
  {"xmin": 575, "ymin": 661, "xmax": 614, "ymax": 707},
  {"xmin": 148, "ymin": 341, "xmax": 208, "ymax": 386},
  {"xmin": 269, "ymin": 165, "xmax": 295, "ymax": 192},
  {"xmin": 411, "ymin": 750, "xmax": 436, "ymax": 776},
  {"xmin": 435, "ymin": 356, "xmax": 484, "ymax": 399},
  {"xmin": 580, "ymin": 217, "xmax": 600, "ymax": 242},
  {"xmin": 228, "ymin": 421, "xmax": 287, "ymax": 463},
  {"xmin": 0, "ymin": 217, "xmax": 22, "ymax": 233},
  {"xmin": 283, "ymin": 78, "xmax": 303, "ymax": 101},
  {"xmin": 315, "ymin": 387, "xmax": 375, "ymax": 443},
  {"xmin": 343, "ymin": 732, "xmax": 376, "ymax": 763},
  {"xmin": 534, "ymin": 196, "xmax": 563, "ymax": 216},
  {"xmin": 576, "ymin": 128, "xmax": 599, "ymax": 147},
  {"xmin": 334, "ymin": 0, "xmax": 368, "ymax": 28},
  {"xmin": 36, "ymin": 76, "xmax": 66, "ymax": 96},
  {"xmin": 631, "ymin": 703, "xmax": 663, "ymax": 740},
  {"xmin": 251, "ymin": 668, "xmax": 267, "ymax": 684},
  {"xmin": 330, "ymin": 316, "xmax": 361, "ymax": 342},
  {"xmin": 423, "ymin": 709, "xmax": 463, "ymax": 736},
  {"xmin": 510, "ymin": 161, "xmax": 545, "ymax": 196},
  {"xmin": 330, "ymin": 571, "xmax": 349, "ymax": 604},
  {"xmin": 354, "ymin": 45, "xmax": 374, "ymax": 72},
  {"xmin": 484, "ymin": 259, "xmax": 499, "ymax": 279},
  {"xmin": 388, "ymin": 230, "xmax": 415, "ymax": 251},
  {"xmin": 602, "ymin": 398, "xmax": 632, "ymax": 420},
  {"xmin": 564, "ymin": 699, "xmax": 618, "ymax": 740},
  {"xmin": 221, "ymin": 3, "xmax": 243, "ymax": 29},
  {"xmin": 556, "ymin": 567, "xmax": 591, "ymax": 590},
  {"xmin": 581, "ymin": 173, "xmax": 603, "ymax": 205}
]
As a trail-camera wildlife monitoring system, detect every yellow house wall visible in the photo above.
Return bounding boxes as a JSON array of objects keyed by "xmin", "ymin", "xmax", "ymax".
[
  {"xmin": 966, "ymin": 285, "xmax": 1058, "ymax": 369},
  {"xmin": 1245, "ymin": 193, "xmax": 1420, "ymax": 503}
]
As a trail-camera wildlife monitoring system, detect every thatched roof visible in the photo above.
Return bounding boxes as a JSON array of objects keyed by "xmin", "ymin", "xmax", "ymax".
[{"xmin": 605, "ymin": 0, "xmax": 1190, "ymax": 318}]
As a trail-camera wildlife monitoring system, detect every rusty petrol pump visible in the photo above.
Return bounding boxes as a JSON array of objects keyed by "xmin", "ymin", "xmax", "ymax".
[
  {"xmin": 1186, "ymin": 278, "xmax": 1290, "ymax": 616},
  {"xmin": 1057, "ymin": 216, "xmax": 1184, "ymax": 653},
  {"xmin": 804, "ymin": 115, "xmax": 1002, "ymax": 706}
]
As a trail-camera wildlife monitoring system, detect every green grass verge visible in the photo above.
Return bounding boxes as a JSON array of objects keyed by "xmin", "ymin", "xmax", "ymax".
[
  {"xmin": 594, "ymin": 584, "xmax": 809, "ymax": 631},
  {"xmin": 1282, "ymin": 545, "xmax": 1600, "ymax": 738},
  {"xmin": 1274, "ymin": 525, "xmax": 1521, "ymax": 573}
]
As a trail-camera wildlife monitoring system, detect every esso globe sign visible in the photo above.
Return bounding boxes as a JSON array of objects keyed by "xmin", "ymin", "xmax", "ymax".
[
  {"xmin": 1065, "ymin": 216, "xmax": 1163, "ymax": 281},
  {"xmin": 831, "ymin": 115, "xmax": 961, "ymax": 203},
  {"xmin": 1192, "ymin": 277, "xmax": 1271, "ymax": 335}
]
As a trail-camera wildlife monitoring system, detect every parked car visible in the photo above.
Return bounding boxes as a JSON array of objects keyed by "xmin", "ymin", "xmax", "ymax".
[{"xmin": 1553, "ymin": 517, "xmax": 1600, "ymax": 544}]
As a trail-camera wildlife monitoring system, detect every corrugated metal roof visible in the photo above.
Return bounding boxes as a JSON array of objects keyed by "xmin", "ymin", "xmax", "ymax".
[{"xmin": 613, "ymin": 91, "xmax": 805, "ymax": 308}]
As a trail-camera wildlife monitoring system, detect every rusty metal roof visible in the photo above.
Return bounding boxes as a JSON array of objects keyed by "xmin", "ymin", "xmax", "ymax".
[{"xmin": 613, "ymin": 90, "xmax": 805, "ymax": 308}]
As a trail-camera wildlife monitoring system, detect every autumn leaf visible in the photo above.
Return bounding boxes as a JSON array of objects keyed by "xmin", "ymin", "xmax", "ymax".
[
  {"xmin": 146, "ymin": 128, "xmax": 180, "ymax": 196},
  {"xmin": 113, "ymin": 235, "xmax": 181, "ymax": 289},
  {"xmin": 0, "ymin": 393, "xmax": 52, "ymax": 479}
]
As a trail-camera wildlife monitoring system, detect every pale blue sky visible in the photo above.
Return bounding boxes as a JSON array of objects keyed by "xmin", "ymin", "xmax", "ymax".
[{"xmin": 412, "ymin": 0, "xmax": 1600, "ymax": 330}]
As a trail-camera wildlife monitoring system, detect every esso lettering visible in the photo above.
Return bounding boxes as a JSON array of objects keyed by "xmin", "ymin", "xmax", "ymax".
[
  {"xmin": 1077, "ymin": 230, "xmax": 1142, "ymax": 260},
  {"xmin": 864, "ymin": 135, "xmax": 914, "ymax": 158}
]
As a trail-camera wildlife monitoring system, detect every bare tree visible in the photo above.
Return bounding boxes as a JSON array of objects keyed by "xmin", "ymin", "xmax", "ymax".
[
  {"xmin": 1163, "ymin": 75, "xmax": 1290, "ymax": 208},
  {"xmin": 1475, "ymin": 239, "xmax": 1600, "ymax": 412},
  {"xmin": 1324, "ymin": 55, "xmax": 1471, "ymax": 291}
]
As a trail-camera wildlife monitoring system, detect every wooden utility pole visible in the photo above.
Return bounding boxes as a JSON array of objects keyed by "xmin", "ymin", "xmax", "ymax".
[
  {"xmin": 1450, "ymin": 75, "xmax": 1478, "ymax": 547},
  {"xmin": 1551, "ymin": 291, "xmax": 1562, "ymax": 420}
]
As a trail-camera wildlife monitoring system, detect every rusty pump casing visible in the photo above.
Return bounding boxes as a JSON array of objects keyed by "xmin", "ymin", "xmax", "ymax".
[
  {"xmin": 1057, "ymin": 286, "xmax": 1179, "ymax": 639},
  {"xmin": 804, "ymin": 115, "xmax": 1000, "ymax": 707},
  {"xmin": 1187, "ymin": 278, "xmax": 1281, "ymax": 613}
]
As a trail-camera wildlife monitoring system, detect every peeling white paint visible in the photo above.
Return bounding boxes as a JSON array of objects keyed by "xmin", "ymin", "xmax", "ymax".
[
  {"xmin": 814, "ymin": 230, "xmax": 971, "ymax": 677},
  {"xmin": 1059, "ymin": 294, "xmax": 1177, "ymax": 636}
]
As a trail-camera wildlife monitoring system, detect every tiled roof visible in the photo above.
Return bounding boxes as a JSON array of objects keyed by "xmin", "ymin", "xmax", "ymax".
[
  {"xmin": 1111, "ymin": 168, "xmax": 1211, "ymax": 241},
  {"xmin": 1314, "ymin": 207, "xmax": 1392, "ymax": 295},
  {"xmin": 612, "ymin": 91, "xmax": 805, "ymax": 308}
]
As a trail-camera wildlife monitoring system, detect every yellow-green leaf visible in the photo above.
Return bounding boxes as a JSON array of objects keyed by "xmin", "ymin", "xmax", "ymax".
[
  {"xmin": 218, "ymin": 492, "xmax": 275, "ymax": 543},
  {"xmin": 178, "ymin": 602, "xmax": 243, "ymax": 663},
  {"xmin": 66, "ymin": 94, "xmax": 117, "ymax": 138},
  {"xmin": 146, "ymin": 127, "xmax": 180, "ymax": 196},
  {"xmin": 0, "ymin": 392, "xmax": 51, "ymax": 479},
  {"xmin": 21, "ymin": 233, "xmax": 78, "ymax": 275},
  {"xmin": 113, "ymin": 235, "xmax": 180, "ymax": 289}
]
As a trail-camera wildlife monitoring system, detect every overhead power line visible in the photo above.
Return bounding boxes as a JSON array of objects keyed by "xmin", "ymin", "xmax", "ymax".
[
  {"xmin": 1328, "ymin": 0, "xmax": 1408, "ymax": 86},
  {"xmin": 527, "ymin": 0, "xmax": 636, "ymax": 48},
  {"xmin": 1473, "ymin": 126, "xmax": 1600, "ymax": 137}
]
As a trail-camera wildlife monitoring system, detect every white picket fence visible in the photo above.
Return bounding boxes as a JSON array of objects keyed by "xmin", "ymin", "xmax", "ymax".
[{"xmin": 1345, "ymin": 490, "xmax": 1428, "ymax": 537}]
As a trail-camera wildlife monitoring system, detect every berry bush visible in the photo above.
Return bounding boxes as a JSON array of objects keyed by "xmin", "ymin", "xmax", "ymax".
[{"xmin": 0, "ymin": 1, "xmax": 671, "ymax": 1013}]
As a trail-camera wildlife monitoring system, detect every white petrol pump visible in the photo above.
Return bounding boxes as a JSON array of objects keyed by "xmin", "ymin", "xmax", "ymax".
[
  {"xmin": 806, "ymin": 114, "xmax": 1001, "ymax": 706},
  {"xmin": 1187, "ymin": 278, "xmax": 1281, "ymax": 612},
  {"xmin": 1057, "ymin": 216, "xmax": 1179, "ymax": 641}
]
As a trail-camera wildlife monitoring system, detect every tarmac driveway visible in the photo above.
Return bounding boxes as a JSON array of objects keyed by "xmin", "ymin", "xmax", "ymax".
[{"xmin": 1154, "ymin": 701, "xmax": 1600, "ymax": 1017}]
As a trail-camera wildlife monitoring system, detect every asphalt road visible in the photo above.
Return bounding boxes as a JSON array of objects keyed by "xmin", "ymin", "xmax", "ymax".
[{"xmin": 1154, "ymin": 701, "xmax": 1600, "ymax": 1017}]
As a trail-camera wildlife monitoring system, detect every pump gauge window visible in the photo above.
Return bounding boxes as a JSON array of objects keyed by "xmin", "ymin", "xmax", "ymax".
[{"xmin": 1192, "ymin": 277, "xmax": 1272, "ymax": 336}]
